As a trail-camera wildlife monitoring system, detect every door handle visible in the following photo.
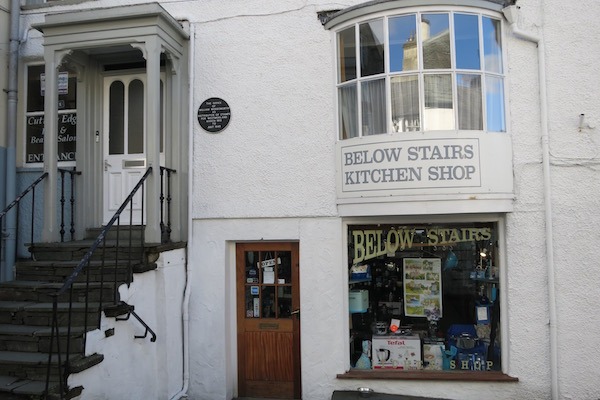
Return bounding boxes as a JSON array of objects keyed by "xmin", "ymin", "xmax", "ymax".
[
  {"xmin": 291, "ymin": 309, "xmax": 300, "ymax": 318},
  {"xmin": 104, "ymin": 160, "xmax": 111, "ymax": 171}
]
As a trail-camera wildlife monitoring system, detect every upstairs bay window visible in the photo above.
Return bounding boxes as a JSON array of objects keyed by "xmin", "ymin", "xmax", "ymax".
[{"xmin": 337, "ymin": 11, "xmax": 505, "ymax": 139}]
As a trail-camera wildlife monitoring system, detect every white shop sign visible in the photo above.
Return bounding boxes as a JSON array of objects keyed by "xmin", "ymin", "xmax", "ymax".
[{"xmin": 340, "ymin": 138, "xmax": 481, "ymax": 192}]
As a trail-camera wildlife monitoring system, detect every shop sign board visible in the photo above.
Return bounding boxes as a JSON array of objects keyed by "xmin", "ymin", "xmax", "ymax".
[
  {"xmin": 26, "ymin": 113, "xmax": 77, "ymax": 163},
  {"xmin": 336, "ymin": 133, "xmax": 513, "ymax": 201}
]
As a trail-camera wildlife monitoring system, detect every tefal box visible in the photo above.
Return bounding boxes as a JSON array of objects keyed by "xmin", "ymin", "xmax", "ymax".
[{"xmin": 371, "ymin": 335, "xmax": 422, "ymax": 370}]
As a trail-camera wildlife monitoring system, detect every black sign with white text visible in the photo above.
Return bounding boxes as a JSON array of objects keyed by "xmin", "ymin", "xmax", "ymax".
[{"xmin": 197, "ymin": 98, "xmax": 231, "ymax": 133}]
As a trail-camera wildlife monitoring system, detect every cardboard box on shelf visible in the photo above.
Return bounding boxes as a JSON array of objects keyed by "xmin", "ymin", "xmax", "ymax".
[
  {"xmin": 371, "ymin": 335, "xmax": 422, "ymax": 370},
  {"xmin": 423, "ymin": 342, "xmax": 445, "ymax": 370},
  {"xmin": 349, "ymin": 290, "xmax": 369, "ymax": 313}
]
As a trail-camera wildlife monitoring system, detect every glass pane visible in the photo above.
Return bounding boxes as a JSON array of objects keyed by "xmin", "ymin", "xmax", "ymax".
[
  {"xmin": 27, "ymin": 65, "xmax": 45, "ymax": 112},
  {"xmin": 338, "ymin": 26, "xmax": 357, "ymax": 83},
  {"xmin": 389, "ymin": 15, "xmax": 418, "ymax": 72},
  {"xmin": 261, "ymin": 286, "xmax": 276, "ymax": 318},
  {"xmin": 486, "ymin": 75, "xmax": 505, "ymax": 132},
  {"xmin": 483, "ymin": 17, "xmax": 503, "ymax": 73},
  {"xmin": 360, "ymin": 19, "xmax": 385, "ymax": 77},
  {"xmin": 245, "ymin": 286, "xmax": 260, "ymax": 318},
  {"xmin": 339, "ymin": 84, "xmax": 358, "ymax": 139},
  {"xmin": 361, "ymin": 79, "xmax": 386, "ymax": 135},
  {"xmin": 457, "ymin": 74, "xmax": 482, "ymax": 130},
  {"xmin": 109, "ymin": 81, "xmax": 125, "ymax": 155},
  {"xmin": 424, "ymin": 74, "xmax": 454, "ymax": 130},
  {"xmin": 128, "ymin": 79, "xmax": 144, "ymax": 154},
  {"xmin": 454, "ymin": 14, "xmax": 480, "ymax": 70},
  {"xmin": 278, "ymin": 286, "xmax": 292, "ymax": 318},
  {"xmin": 391, "ymin": 75, "xmax": 420, "ymax": 132},
  {"xmin": 422, "ymin": 14, "xmax": 451, "ymax": 69},
  {"xmin": 245, "ymin": 251, "xmax": 260, "ymax": 284},
  {"xmin": 277, "ymin": 251, "xmax": 292, "ymax": 284}
]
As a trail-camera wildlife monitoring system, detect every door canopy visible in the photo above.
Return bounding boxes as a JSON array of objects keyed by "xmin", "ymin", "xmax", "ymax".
[{"xmin": 33, "ymin": 4, "xmax": 189, "ymax": 243}]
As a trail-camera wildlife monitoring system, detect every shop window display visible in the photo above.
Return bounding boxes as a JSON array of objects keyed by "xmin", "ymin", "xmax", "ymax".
[{"xmin": 348, "ymin": 223, "xmax": 500, "ymax": 372}]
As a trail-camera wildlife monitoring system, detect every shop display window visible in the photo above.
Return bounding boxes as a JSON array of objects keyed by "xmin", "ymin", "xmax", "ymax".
[{"xmin": 348, "ymin": 223, "xmax": 500, "ymax": 373}]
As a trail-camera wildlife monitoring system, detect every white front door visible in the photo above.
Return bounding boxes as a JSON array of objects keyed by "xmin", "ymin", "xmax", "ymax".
[{"xmin": 103, "ymin": 74, "xmax": 148, "ymax": 225}]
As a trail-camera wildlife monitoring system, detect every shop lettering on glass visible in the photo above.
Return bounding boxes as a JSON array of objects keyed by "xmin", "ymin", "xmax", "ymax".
[
  {"xmin": 26, "ymin": 113, "xmax": 77, "ymax": 163},
  {"xmin": 341, "ymin": 139, "xmax": 481, "ymax": 191},
  {"xmin": 352, "ymin": 227, "xmax": 492, "ymax": 264}
]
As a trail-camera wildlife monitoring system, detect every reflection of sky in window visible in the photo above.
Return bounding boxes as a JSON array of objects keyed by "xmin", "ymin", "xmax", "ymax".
[
  {"xmin": 423, "ymin": 14, "xmax": 449, "ymax": 37},
  {"xmin": 486, "ymin": 76, "xmax": 505, "ymax": 131},
  {"xmin": 389, "ymin": 15, "xmax": 417, "ymax": 72},
  {"xmin": 454, "ymin": 14, "xmax": 480, "ymax": 70},
  {"xmin": 483, "ymin": 17, "xmax": 503, "ymax": 73}
]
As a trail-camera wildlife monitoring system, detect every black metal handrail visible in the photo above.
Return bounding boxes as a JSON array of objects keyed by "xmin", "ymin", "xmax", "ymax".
[
  {"xmin": 44, "ymin": 167, "xmax": 159, "ymax": 399},
  {"xmin": 0, "ymin": 172, "xmax": 47, "ymax": 279},
  {"xmin": 160, "ymin": 166, "xmax": 176, "ymax": 243},
  {"xmin": 58, "ymin": 168, "xmax": 82, "ymax": 243}
]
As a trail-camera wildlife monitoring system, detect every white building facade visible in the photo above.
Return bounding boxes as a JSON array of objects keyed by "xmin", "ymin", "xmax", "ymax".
[{"xmin": 3, "ymin": 0, "xmax": 600, "ymax": 399}]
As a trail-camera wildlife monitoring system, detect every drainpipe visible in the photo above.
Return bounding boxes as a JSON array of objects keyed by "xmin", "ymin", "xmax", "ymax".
[
  {"xmin": 4, "ymin": 0, "xmax": 21, "ymax": 282},
  {"xmin": 168, "ymin": 19, "xmax": 193, "ymax": 400},
  {"xmin": 502, "ymin": 5, "xmax": 558, "ymax": 400}
]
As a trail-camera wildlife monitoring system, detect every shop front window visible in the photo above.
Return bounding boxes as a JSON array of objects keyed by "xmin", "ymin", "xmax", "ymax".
[
  {"xmin": 336, "ymin": 10, "xmax": 504, "ymax": 139},
  {"xmin": 348, "ymin": 222, "xmax": 501, "ymax": 373},
  {"xmin": 25, "ymin": 64, "xmax": 77, "ymax": 164}
]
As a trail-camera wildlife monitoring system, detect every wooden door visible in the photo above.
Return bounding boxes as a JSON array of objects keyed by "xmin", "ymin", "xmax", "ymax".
[{"xmin": 236, "ymin": 242, "xmax": 301, "ymax": 399}]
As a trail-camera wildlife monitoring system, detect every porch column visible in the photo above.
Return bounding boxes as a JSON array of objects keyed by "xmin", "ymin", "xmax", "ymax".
[
  {"xmin": 41, "ymin": 47, "xmax": 61, "ymax": 242},
  {"xmin": 145, "ymin": 38, "xmax": 162, "ymax": 243}
]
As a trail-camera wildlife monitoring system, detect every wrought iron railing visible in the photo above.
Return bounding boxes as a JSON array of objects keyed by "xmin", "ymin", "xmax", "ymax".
[
  {"xmin": 0, "ymin": 172, "xmax": 48, "ymax": 279},
  {"xmin": 44, "ymin": 165, "xmax": 176, "ymax": 399}
]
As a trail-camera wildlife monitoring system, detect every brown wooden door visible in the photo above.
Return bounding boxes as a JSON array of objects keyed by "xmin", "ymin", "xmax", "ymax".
[{"xmin": 236, "ymin": 242, "xmax": 301, "ymax": 399}]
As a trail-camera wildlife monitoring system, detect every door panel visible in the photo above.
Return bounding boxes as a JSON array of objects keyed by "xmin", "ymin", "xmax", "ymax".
[
  {"xmin": 236, "ymin": 242, "xmax": 301, "ymax": 399},
  {"xmin": 103, "ymin": 75, "xmax": 146, "ymax": 224}
]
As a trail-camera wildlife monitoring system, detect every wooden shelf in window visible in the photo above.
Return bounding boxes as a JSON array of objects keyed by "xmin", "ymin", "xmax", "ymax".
[
  {"xmin": 349, "ymin": 278, "xmax": 371, "ymax": 285},
  {"xmin": 337, "ymin": 369, "xmax": 518, "ymax": 382}
]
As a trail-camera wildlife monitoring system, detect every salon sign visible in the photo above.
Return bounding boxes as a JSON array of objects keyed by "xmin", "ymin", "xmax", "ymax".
[{"xmin": 340, "ymin": 138, "xmax": 481, "ymax": 193}]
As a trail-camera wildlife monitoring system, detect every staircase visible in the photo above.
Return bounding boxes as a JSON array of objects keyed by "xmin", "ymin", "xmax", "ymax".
[{"xmin": 0, "ymin": 226, "xmax": 168, "ymax": 400}]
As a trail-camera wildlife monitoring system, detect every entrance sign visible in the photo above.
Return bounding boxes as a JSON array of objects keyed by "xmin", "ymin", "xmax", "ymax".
[{"xmin": 197, "ymin": 97, "xmax": 231, "ymax": 133}]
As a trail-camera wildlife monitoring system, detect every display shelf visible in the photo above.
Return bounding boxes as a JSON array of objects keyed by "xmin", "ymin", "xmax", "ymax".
[{"xmin": 470, "ymin": 277, "xmax": 499, "ymax": 284}]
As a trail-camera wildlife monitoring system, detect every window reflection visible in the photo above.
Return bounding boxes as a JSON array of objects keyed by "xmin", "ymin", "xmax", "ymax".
[
  {"xmin": 338, "ymin": 26, "xmax": 356, "ymax": 83},
  {"xmin": 483, "ymin": 17, "xmax": 503, "ymax": 74},
  {"xmin": 454, "ymin": 14, "xmax": 480, "ymax": 70},
  {"xmin": 422, "ymin": 14, "xmax": 451, "ymax": 70},
  {"xmin": 389, "ymin": 15, "xmax": 418, "ymax": 72},
  {"xmin": 486, "ymin": 75, "xmax": 505, "ymax": 132},
  {"xmin": 424, "ymin": 74, "xmax": 454, "ymax": 130},
  {"xmin": 360, "ymin": 20, "xmax": 385, "ymax": 77},
  {"xmin": 391, "ymin": 75, "xmax": 420, "ymax": 132},
  {"xmin": 457, "ymin": 74, "xmax": 483, "ymax": 130}
]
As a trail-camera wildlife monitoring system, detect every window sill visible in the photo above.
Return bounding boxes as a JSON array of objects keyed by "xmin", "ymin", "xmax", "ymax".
[{"xmin": 337, "ymin": 370, "xmax": 518, "ymax": 382}]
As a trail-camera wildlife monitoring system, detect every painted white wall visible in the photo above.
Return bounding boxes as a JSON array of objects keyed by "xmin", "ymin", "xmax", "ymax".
[
  {"xmin": 13, "ymin": 0, "xmax": 600, "ymax": 399},
  {"xmin": 68, "ymin": 248, "xmax": 186, "ymax": 400}
]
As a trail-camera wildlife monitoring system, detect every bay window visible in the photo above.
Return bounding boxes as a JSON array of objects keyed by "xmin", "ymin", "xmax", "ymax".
[{"xmin": 336, "ymin": 10, "xmax": 505, "ymax": 139}]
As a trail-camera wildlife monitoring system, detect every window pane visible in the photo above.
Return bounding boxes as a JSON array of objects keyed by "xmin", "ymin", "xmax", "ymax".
[
  {"xmin": 339, "ymin": 84, "xmax": 358, "ymax": 139},
  {"xmin": 486, "ymin": 75, "xmax": 505, "ymax": 132},
  {"xmin": 360, "ymin": 19, "xmax": 385, "ymax": 77},
  {"xmin": 424, "ymin": 74, "xmax": 454, "ymax": 130},
  {"xmin": 109, "ymin": 81, "xmax": 125, "ymax": 155},
  {"xmin": 128, "ymin": 79, "xmax": 144, "ymax": 154},
  {"xmin": 457, "ymin": 74, "xmax": 482, "ymax": 130},
  {"xmin": 454, "ymin": 14, "xmax": 480, "ymax": 70},
  {"xmin": 338, "ymin": 26, "xmax": 357, "ymax": 83},
  {"xmin": 483, "ymin": 17, "xmax": 503, "ymax": 73},
  {"xmin": 422, "ymin": 14, "xmax": 451, "ymax": 69},
  {"xmin": 27, "ymin": 65, "xmax": 45, "ymax": 112},
  {"xmin": 348, "ymin": 223, "xmax": 501, "ymax": 372},
  {"xmin": 361, "ymin": 79, "xmax": 386, "ymax": 135},
  {"xmin": 389, "ymin": 15, "xmax": 418, "ymax": 72},
  {"xmin": 391, "ymin": 75, "xmax": 420, "ymax": 132}
]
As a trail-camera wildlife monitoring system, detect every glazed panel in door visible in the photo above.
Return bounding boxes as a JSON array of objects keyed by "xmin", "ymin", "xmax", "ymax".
[{"xmin": 236, "ymin": 242, "xmax": 301, "ymax": 399}]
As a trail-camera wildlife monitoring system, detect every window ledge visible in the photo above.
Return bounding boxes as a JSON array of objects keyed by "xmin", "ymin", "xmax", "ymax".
[{"xmin": 337, "ymin": 370, "xmax": 518, "ymax": 382}]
